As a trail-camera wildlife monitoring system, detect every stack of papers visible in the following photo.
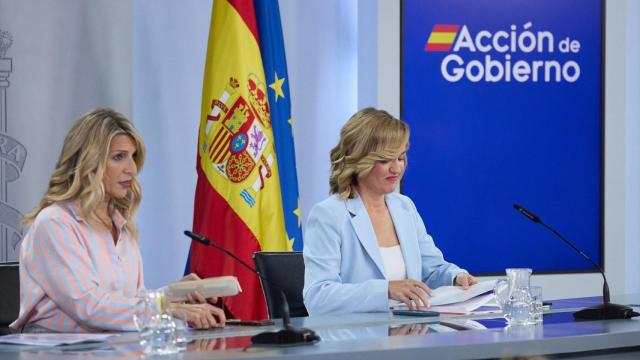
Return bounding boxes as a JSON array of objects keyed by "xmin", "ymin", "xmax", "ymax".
[
  {"xmin": 428, "ymin": 280, "xmax": 499, "ymax": 314},
  {"xmin": 0, "ymin": 333, "xmax": 116, "ymax": 346},
  {"xmin": 391, "ymin": 280, "xmax": 500, "ymax": 314},
  {"xmin": 428, "ymin": 280, "xmax": 496, "ymax": 306},
  {"xmin": 429, "ymin": 293, "xmax": 497, "ymax": 314}
]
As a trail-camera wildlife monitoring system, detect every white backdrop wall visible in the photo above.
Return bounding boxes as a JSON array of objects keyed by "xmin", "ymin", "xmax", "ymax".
[
  {"xmin": 611, "ymin": 0, "xmax": 640, "ymax": 295},
  {"xmin": 279, "ymin": 0, "xmax": 360, "ymax": 226},
  {"xmin": 1, "ymin": 0, "xmax": 638, "ymax": 297},
  {"xmin": 624, "ymin": 0, "xmax": 640, "ymax": 294},
  {"xmin": 132, "ymin": 0, "xmax": 210, "ymax": 288}
]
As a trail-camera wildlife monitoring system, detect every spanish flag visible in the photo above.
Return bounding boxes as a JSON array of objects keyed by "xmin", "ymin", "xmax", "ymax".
[
  {"xmin": 188, "ymin": 0, "xmax": 301, "ymax": 320},
  {"xmin": 424, "ymin": 24, "xmax": 460, "ymax": 52}
]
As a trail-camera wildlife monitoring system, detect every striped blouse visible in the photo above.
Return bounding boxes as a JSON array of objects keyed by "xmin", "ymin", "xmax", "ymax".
[{"xmin": 10, "ymin": 201, "xmax": 144, "ymax": 332}]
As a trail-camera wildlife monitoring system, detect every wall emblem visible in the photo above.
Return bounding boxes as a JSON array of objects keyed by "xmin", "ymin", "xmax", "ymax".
[{"xmin": 0, "ymin": 29, "xmax": 26, "ymax": 262}]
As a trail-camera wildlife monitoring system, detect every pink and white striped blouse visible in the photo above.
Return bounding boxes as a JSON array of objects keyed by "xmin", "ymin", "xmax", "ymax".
[{"xmin": 10, "ymin": 201, "xmax": 144, "ymax": 332}]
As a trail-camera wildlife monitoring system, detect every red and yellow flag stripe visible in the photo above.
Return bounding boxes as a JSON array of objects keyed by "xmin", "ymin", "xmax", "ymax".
[{"xmin": 424, "ymin": 24, "xmax": 460, "ymax": 52}]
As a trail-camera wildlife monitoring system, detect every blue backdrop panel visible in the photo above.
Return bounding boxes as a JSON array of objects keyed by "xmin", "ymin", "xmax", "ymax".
[{"xmin": 401, "ymin": 0, "xmax": 602, "ymax": 274}]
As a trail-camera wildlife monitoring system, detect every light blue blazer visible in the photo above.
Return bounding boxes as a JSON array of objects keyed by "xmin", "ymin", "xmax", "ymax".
[{"xmin": 303, "ymin": 193, "xmax": 466, "ymax": 315}]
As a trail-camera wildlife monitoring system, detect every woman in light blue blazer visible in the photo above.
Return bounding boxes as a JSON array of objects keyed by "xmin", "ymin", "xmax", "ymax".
[{"xmin": 303, "ymin": 108, "xmax": 477, "ymax": 315}]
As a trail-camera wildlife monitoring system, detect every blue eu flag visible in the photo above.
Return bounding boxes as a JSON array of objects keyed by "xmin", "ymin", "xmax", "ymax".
[{"xmin": 255, "ymin": 0, "xmax": 303, "ymax": 250}]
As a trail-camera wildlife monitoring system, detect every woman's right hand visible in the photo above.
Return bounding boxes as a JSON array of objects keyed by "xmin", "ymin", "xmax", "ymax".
[
  {"xmin": 169, "ymin": 302, "xmax": 226, "ymax": 329},
  {"xmin": 388, "ymin": 279, "xmax": 432, "ymax": 309},
  {"xmin": 180, "ymin": 273, "xmax": 219, "ymax": 305}
]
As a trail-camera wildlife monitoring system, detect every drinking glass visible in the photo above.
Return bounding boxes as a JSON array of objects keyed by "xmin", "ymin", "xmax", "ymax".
[{"xmin": 530, "ymin": 286, "xmax": 543, "ymax": 324}]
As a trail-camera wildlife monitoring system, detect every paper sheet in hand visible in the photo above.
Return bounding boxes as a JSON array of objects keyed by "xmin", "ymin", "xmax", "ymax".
[
  {"xmin": 0, "ymin": 333, "xmax": 116, "ymax": 346},
  {"xmin": 429, "ymin": 280, "xmax": 497, "ymax": 306},
  {"xmin": 166, "ymin": 276, "xmax": 242, "ymax": 302}
]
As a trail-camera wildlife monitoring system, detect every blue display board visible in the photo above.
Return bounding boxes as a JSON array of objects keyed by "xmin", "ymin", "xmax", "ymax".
[{"xmin": 401, "ymin": 0, "xmax": 603, "ymax": 274}]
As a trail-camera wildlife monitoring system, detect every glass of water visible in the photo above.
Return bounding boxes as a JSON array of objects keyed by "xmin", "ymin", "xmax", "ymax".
[
  {"xmin": 529, "ymin": 286, "xmax": 543, "ymax": 324},
  {"xmin": 133, "ymin": 289, "xmax": 178, "ymax": 355}
]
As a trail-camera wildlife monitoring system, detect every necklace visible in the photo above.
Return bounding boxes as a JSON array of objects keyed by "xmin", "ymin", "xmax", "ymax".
[{"xmin": 96, "ymin": 214, "xmax": 113, "ymax": 231}]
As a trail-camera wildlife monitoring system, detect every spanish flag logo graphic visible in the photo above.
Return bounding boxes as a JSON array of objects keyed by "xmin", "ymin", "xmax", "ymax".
[{"xmin": 424, "ymin": 24, "xmax": 460, "ymax": 52}]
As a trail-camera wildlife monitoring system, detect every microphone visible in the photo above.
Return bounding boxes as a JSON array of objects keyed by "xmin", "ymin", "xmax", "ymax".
[
  {"xmin": 513, "ymin": 204, "xmax": 639, "ymax": 320},
  {"xmin": 184, "ymin": 230, "xmax": 320, "ymax": 345}
]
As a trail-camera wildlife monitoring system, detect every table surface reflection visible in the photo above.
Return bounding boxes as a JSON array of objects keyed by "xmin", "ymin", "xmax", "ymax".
[{"xmin": 2, "ymin": 294, "xmax": 640, "ymax": 360}]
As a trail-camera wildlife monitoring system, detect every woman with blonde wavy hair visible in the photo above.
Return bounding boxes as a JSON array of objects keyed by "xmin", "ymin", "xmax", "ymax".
[
  {"xmin": 11, "ymin": 108, "xmax": 225, "ymax": 333},
  {"xmin": 303, "ymin": 108, "xmax": 476, "ymax": 315}
]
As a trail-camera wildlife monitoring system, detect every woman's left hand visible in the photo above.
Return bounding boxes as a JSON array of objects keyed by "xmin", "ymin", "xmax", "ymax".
[
  {"xmin": 454, "ymin": 273, "xmax": 478, "ymax": 289},
  {"xmin": 179, "ymin": 273, "xmax": 219, "ymax": 304}
]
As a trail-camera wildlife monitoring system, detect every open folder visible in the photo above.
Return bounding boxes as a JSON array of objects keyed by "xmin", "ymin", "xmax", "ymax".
[
  {"xmin": 429, "ymin": 280, "xmax": 497, "ymax": 306},
  {"xmin": 428, "ymin": 293, "xmax": 498, "ymax": 314},
  {"xmin": 392, "ymin": 280, "xmax": 499, "ymax": 314}
]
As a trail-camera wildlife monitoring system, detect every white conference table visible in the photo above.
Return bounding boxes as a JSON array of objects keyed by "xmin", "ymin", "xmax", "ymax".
[{"xmin": 1, "ymin": 294, "xmax": 640, "ymax": 360}]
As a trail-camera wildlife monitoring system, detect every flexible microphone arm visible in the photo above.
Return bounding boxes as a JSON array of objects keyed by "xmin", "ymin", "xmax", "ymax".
[
  {"xmin": 184, "ymin": 230, "xmax": 291, "ymax": 328},
  {"xmin": 513, "ymin": 204, "xmax": 638, "ymax": 320},
  {"xmin": 513, "ymin": 204, "xmax": 609, "ymax": 303},
  {"xmin": 184, "ymin": 230, "xmax": 320, "ymax": 345}
]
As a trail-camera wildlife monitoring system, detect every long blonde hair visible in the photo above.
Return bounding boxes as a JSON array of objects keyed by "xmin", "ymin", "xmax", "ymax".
[
  {"xmin": 329, "ymin": 108, "xmax": 409, "ymax": 199},
  {"xmin": 23, "ymin": 108, "xmax": 146, "ymax": 238}
]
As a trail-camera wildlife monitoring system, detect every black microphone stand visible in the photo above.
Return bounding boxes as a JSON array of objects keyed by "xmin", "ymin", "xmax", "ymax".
[
  {"xmin": 513, "ymin": 204, "xmax": 639, "ymax": 320},
  {"xmin": 184, "ymin": 230, "xmax": 320, "ymax": 345}
]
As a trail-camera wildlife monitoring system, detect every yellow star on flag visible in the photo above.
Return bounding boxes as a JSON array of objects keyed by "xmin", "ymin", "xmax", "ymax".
[
  {"xmin": 269, "ymin": 72, "xmax": 285, "ymax": 102},
  {"xmin": 293, "ymin": 199, "xmax": 301, "ymax": 227}
]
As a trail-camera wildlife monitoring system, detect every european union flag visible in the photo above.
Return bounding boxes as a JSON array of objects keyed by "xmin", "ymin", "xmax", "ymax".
[{"xmin": 255, "ymin": 0, "xmax": 303, "ymax": 250}]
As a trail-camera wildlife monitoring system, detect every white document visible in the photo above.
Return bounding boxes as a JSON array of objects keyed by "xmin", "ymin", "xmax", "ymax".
[
  {"xmin": 166, "ymin": 276, "xmax": 242, "ymax": 302},
  {"xmin": 390, "ymin": 280, "xmax": 499, "ymax": 314},
  {"xmin": 428, "ymin": 280, "xmax": 497, "ymax": 306},
  {"xmin": 428, "ymin": 293, "xmax": 497, "ymax": 314},
  {"xmin": 0, "ymin": 333, "xmax": 116, "ymax": 346}
]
